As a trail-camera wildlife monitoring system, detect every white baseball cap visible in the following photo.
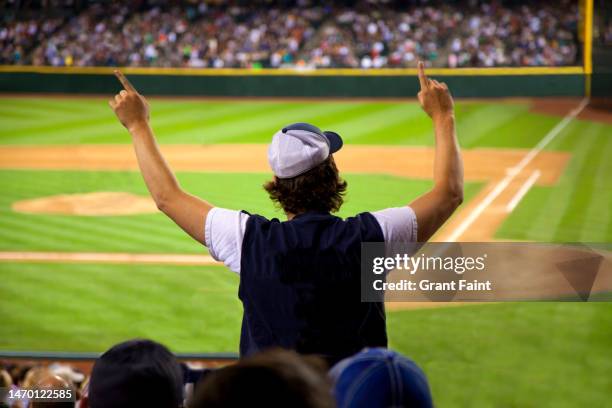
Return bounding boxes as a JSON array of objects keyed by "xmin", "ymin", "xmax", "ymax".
[{"xmin": 268, "ymin": 122, "xmax": 343, "ymax": 179}]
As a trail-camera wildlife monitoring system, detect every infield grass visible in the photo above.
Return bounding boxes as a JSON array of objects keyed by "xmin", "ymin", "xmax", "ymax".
[{"xmin": 0, "ymin": 170, "xmax": 482, "ymax": 253}]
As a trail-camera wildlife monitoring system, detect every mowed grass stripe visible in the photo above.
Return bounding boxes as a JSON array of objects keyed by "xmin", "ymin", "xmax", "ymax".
[
  {"xmin": 0, "ymin": 169, "xmax": 147, "ymax": 199},
  {"xmin": 0, "ymin": 98, "xmax": 97, "ymax": 114},
  {"xmin": 5, "ymin": 114, "xmax": 120, "ymax": 140},
  {"xmin": 454, "ymin": 103, "xmax": 530, "ymax": 147},
  {"xmin": 91, "ymin": 215, "xmax": 196, "ymax": 239},
  {"xmin": 51, "ymin": 216, "xmax": 201, "ymax": 252},
  {"xmin": 330, "ymin": 104, "xmax": 425, "ymax": 143},
  {"xmin": 480, "ymin": 111, "xmax": 560, "ymax": 149},
  {"xmin": 352, "ymin": 106, "xmax": 436, "ymax": 145},
  {"xmin": 0, "ymin": 219, "xmax": 95, "ymax": 252},
  {"xmin": 0, "ymin": 100, "xmax": 225, "ymax": 138},
  {"xmin": 0, "ymin": 105, "xmax": 60, "ymax": 120},
  {"xmin": 188, "ymin": 103, "xmax": 370, "ymax": 143},
  {"xmin": 0, "ymin": 214, "xmax": 200, "ymax": 253},
  {"xmin": 0, "ymin": 262, "xmax": 241, "ymax": 352},
  {"xmin": 547, "ymin": 121, "xmax": 607, "ymax": 241},
  {"xmin": 229, "ymin": 103, "xmax": 400, "ymax": 144},
  {"xmin": 581, "ymin": 125, "xmax": 612, "ymax": 242},
  {"xmin": 496, "ymin": 119, "xmax": 612, "ymax": 241},
  {"xmin": 0, "ymin": 212, "xmax": 188, "ymax": 253},
  {"xmin": 561, "ymin": 124, "xmax": 612, "ymax": 241},
  {"xmin": 150, "ymin": 102, "xmax": 284, "ymax": 142},
  {"xmin": 152, "ymin": 102, "xmax": 301, "ymax": 142},
  {"xmin": 346, "ymin": 102, "xmax": 525, "ymax": 146},
  {"xmin": 0, "ymin": 98, "xmax": 121, "ymax": 131},
  {"xmin": 311, "ymin": 102, "xmax": 411, "ymax": 131},
  {"xmin": 0, "ymin": 216, "xmax": 138, "ymax": 252}
]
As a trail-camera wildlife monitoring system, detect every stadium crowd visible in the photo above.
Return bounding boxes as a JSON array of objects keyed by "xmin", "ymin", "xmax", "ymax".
[
  {"xmin": 0, "ymin": 339, "xmax": 432, "ymax": 407},
  {"xmin": 0, "ymin": 0, "xmax": 580, "ymax": 69},
  {"xmin": 0, "ymin": 16, "xmax": 64, "ymax": 66}
]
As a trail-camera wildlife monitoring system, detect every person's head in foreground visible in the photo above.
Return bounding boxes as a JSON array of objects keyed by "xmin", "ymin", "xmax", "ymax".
[
  {"xmin": 264, "ymin": 122, "xmax": 346, "ymax": 217},
  {"xmin": 88, "ymin": 339, "xmax": 183, "ymax": 408},
  {"xmin": 189, "ymin": 349, "xmax": 334, "ymax": 408},
  {"xmin": 330, "ymin": 348, "xmax": 433, "ymax": 408}
]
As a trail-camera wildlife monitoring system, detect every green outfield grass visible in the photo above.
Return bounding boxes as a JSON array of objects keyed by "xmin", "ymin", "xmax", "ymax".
[
  {"xmin": 0, "ymin": 97, "xmax": 560, "ymax": 147},
  {"xmin": 1, "ymin": 97, "xmax": 611, "ymax": 407}
]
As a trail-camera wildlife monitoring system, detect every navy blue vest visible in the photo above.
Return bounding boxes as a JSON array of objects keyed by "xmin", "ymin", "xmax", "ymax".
[{"xmin": 238, "ymin": 211, "xmax": 387, "ymax": 366}]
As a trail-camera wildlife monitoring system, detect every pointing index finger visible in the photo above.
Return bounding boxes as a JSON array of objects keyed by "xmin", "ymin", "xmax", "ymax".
[
  {"xmin": 114, "ymin": 69, "xmax": 137, "ymax": 93},
  {"xmin": 417, "ymin": 61, "xmax": 429, "ymax": 90}
]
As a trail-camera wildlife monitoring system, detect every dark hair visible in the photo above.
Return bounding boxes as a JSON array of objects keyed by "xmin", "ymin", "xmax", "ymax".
[
  {"xmin": 89, "ymin": 339, "xmax": 183, "ymax": 408},
  {"xmin": 189, "ymin": 349, "xmax": 334, "ymax": 408},
  {"xmin": 264, "ymin": 156, "xmax": 347, "ymax": 215}
]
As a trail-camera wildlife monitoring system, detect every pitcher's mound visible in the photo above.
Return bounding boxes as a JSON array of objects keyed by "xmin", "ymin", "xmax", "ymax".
[{"xmin": 12, "ymin": 192, "xmax": 158, "ymax": 216}]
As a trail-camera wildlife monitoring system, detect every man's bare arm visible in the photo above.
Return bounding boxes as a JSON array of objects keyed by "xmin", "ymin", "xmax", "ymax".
[
  {"xmin": 109, "ymin": 70, "xmax": 212, "ymax": 244},
  {"xmin": 409, "ymin": 62, "xmax": 464, "ymax": 241}
]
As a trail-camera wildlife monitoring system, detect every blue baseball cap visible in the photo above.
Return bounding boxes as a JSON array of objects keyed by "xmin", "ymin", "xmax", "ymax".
[
  {"xmin": 268, "ymin": 122, "xmax": 343, "ymax": 179},
  {"xmin": 330, "ymin": 348, "xmax": 433, "ymax": 408}
]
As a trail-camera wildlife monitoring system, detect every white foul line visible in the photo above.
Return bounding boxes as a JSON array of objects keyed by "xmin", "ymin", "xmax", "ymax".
[
  {"xmin": 446, "ymin": 97, "xmax": 589, "ymax": 242},
  {"xmin": 505, "ymin": 170, "xmax": 541, "ymax": 213}
]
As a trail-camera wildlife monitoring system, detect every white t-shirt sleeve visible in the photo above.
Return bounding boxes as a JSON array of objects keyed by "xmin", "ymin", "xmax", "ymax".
[
  {"xmin": 371, "ymin": 206, "xmax": 418, "ymax": 242},
  {"xmin": 204, "ymin": 207, "xmax": 249, "ymax": 274}
]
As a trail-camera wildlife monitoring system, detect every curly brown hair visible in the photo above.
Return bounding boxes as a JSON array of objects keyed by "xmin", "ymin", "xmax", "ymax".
[{"xmin": 264, "ymin": 156, "xmax": 347, "ymax": 215}]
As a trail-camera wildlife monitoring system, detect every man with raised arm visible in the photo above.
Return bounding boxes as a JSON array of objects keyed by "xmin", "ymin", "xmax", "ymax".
[{"xmin": 109, "ymin": 61, "xmax": 463, "ymax": 365}]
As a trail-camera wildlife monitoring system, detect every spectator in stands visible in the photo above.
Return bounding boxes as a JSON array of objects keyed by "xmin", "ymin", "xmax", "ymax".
[
  {"xmin": 22, "ymin": 366, "xmax": 51, "ymax": 390},
  {"xmin": 1, "ymin": 369, "xmax": 13, "ymax": 408},
  {"xmin": 330, "ymin": 348, "xmax": 433, "ymax": 408},
  {"xmin": 30, "ymin": 373, "xmax": 75, "ymax": 408},
  {"xmin": 5, "ymin": 363, "xmax": 34, "ymax": 391},
  {"xmin": 45, "ymin": 365, "xmax": 84, "ymax": 391},
  {"xmin": 189, "ymin": 349, "xmax": 334, "ymax": 408},
  {"xmin": 88, "ymin": 339, "xmax": 183, "ymax": 408}
]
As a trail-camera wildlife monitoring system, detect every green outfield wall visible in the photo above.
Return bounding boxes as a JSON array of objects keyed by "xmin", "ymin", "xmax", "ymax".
[
  {"xmin": 593, "ymin": 46, "xmax": 612, "ymax": 99},
  {"xmin": 0, "ymin": 67, "xmax": 585, "ymax": 98}
]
